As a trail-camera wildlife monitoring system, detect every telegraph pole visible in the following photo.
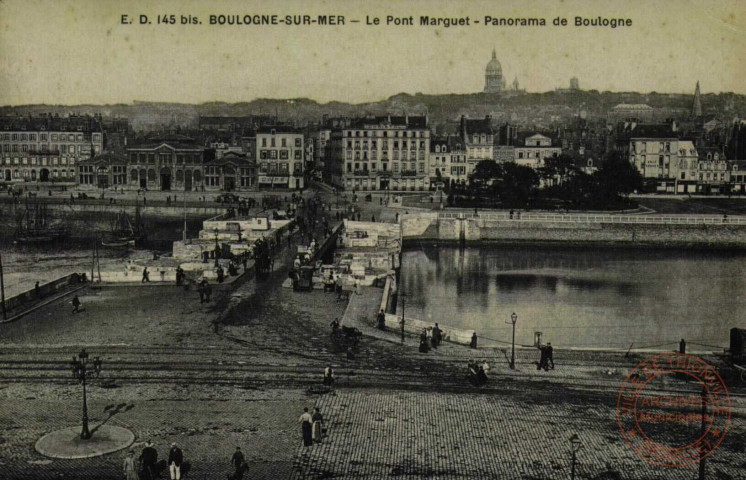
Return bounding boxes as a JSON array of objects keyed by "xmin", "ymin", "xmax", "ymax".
[{"xmin": 0, "ymin": 253, "xmax": 7, "ymax": 320}]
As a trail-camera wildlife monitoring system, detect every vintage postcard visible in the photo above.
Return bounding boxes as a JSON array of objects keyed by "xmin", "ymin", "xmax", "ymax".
[{"xmin": 0, "ymin": 0, "xmax": 744, "ymax": 478}]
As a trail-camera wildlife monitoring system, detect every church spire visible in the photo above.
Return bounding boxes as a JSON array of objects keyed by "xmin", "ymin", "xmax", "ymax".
[
  {"xmin": 692, "ymin": 81, "xmax": 702, "ymax": 118},
  {"xmin": 492, "ymin": 48, "xmax": 496, "ymax": 59}
]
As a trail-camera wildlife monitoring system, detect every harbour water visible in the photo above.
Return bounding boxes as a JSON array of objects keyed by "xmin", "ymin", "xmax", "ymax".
[{"xmin": 400, "ymin": 245, "xmax": 746, "ymax": 351}]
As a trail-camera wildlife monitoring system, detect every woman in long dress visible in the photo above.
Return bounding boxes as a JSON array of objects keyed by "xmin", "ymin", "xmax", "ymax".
[
  {"xmin": 122, "ymin": 450, "xmax": 137, "ymax": 480},
  {"xmin": 300, "ymin": 407, "xmax": 313, "ymax": 447},
  {"xmin": 312, "ymin": 407, "xmax": 324, "ymax": 443}
]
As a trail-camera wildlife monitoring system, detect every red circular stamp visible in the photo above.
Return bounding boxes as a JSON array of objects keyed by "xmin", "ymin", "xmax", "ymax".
[{"xmin": 616, "ymin": 352, "xmax": 731, "ymax": 468}]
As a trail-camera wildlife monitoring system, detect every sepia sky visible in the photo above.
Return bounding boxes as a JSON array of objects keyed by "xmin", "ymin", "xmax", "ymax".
[{"xmin": 0, "ymin": 0, "xmax": 744, "ymax": 105}]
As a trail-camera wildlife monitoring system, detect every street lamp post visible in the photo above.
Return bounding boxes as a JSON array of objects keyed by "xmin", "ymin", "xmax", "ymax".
[
  {"xmin": 569, "ymin": 433, "xmax": 581, "ymax": 480},
  {"xmin": 506, "ymin": 312, "xmax": 517, "ymax": 369},
  {"xmin": 214, "ymin": 227, "xmax": 220, "ymax": 267},
  {"xmin": 70, "ymin": 349, "xmax": 103, "ymax": 440}
]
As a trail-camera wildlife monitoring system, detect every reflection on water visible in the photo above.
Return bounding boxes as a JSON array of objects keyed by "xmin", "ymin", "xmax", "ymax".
[{"xmin": 400, "ymin": 245, "xmax": 746, "ymax": 350}]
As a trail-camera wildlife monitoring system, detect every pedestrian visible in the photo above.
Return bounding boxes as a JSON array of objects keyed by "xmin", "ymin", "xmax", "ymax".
[
  {"xmin": 419, "ymin": 329, "xmax": 430, "ymax": 353},
  {"xmin": 353, "ymin": 279, "xmax": 360, "ymax": 295},
  {"xmin": 34, "ymin": 281, "xmax": 40, "ymax": 297},
  {"xmin": 300, "ymin": 407, "xmax": 313, "ymax": 447},
  {"xmin": 312, "ymin": 407, "xmax": 324, "ymax": 443},
  {"xmin": 537, "ymin": 344, "xmax": 549, "ymax": 371},
  {"xmin": 168, "ymin": 443, "xmax": 183, "ymax": 480},
  {"xmin": 142, "ymin": 267, "xmax": 150, "ymax": 283},
  {"xmin": 377, "ymin": 309, "xmax": 386, "ymax": 330},
  {"xmin": 371, "ymin": 215, "xmax": 375, "ymax": 222},
  {"xmin": 230, "ymin": 447, "xmax": 245, "ymax": 476},
  {"xmin": 139, "ymin": 441, "xmax": 158, "ymax": 480},
  {"xmin": 509, "ymin": 209, "xmax": 514, "ymax": 219},
  {"xmin": 123, "ymin": 450, "xmax": 138, "ymax": 480},
  {"xmin": 175, "ymin": 266, "xmax": 184, "ymax": 286},
  {"xmin": 545, "ymin": 342, "xmax": 555, "ymax": 370},
  {"xmin": 203, "ymin": 280, "xmax": 212, "ymax": 302},
  {"xmin": 431, "ymin": 323, "xmax": 442, "ymax": 348},
  {"xmin": 72, "ymin": 295, "xmax": 81, "ymax": 314},
  {"xmin": 198, "ymin": 281, "xmax": 205, "ymax": 303},
  {"xmin": 217, "ymin": 265, "xmax": 225, "ymax": 283},
  {"xmin": 323, "ymin": 365, "xmax": 334, "ymax": 386},
  {"xmin": 470, "ymin": 332, "xmax": 478, "ymax": 349}
]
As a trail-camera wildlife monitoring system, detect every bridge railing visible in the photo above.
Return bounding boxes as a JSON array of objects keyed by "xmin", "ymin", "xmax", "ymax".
[{"xmin": 435, "ymin": 211, "xmax": 746, "ymax": 225}]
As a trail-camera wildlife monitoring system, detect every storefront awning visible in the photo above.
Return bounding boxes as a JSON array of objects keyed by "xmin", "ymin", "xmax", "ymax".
[
  {"xmin": 272, "ymin": 177, "xmax": 289, "ymax": 185},
  {"xmin": 258, "ymin": 176, "xmax": 273, "ymax": 184}
]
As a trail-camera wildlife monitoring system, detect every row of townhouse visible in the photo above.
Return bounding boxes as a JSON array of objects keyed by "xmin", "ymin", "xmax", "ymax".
[
  {"xmin": 0, "ymin": 115, "xmax": 103, "ymax": 184},
  {"xmin": 1, "ymin": 119, "xmax": 306, "ymax": 192},
  {"xmin": 627, "ymin": 123, "xmax": 739, "ymax": 194}
]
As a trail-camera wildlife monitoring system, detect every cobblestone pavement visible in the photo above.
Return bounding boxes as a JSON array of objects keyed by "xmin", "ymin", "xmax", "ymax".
[{"xmin": 293, "ymin": 390, "xmax": 745, "ymax": 480}]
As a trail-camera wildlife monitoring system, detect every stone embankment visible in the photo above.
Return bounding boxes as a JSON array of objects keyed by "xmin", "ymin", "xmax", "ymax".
[{"xmin": 401, "ymin": 211, "xmax": 746, "ymax": 247}]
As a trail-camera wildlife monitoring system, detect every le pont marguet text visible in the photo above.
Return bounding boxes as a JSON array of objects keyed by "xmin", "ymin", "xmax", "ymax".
[{"xmin": 120, "ymin": 14, "xmax": 633, "ymax": 29}]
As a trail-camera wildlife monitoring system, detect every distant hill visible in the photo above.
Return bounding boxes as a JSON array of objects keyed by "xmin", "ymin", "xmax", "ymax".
[{"xmin": 2, "ymin": 90, "xmax": 744, "ymax": 130}]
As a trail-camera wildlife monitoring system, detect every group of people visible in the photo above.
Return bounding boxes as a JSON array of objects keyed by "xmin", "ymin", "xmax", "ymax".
[
  {"xmin": 418, "ymin": 323, "xmax": 444, "ymax": 353},
  {"xmin": 468, "ymin": 359, "xmax": 490, "ymax": 386},
  {"xmin": 197, "ymin": 279, "xmax": 212, "ymax": 303},
  {"xmin": 123, "ymin": 441, "xmax": 185, "ymax": 480},
  {"xmin": 299, "ymin": 407, "xmax": 326, "ymax": 448}
]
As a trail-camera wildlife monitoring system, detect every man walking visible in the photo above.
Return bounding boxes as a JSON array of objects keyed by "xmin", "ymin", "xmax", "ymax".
[
  {"xmin": 537, "ymin": 344, "xmax": 549, "ymax": 371},
  {"xmin": 71, "ymin": 295, "xmax": 81, "ymax": 314},
  {"xmin": 139, "ymin": 440, "xmax": 158, "ymax": 480},
  {"xmin": 142, "ymin": 267, "xmax": 150, "ymax": 283},
  {"xmin": 168, "ymin": 443, "xmax": 183, "ymax": 480},
  {"xmin": 230, "ymin": 447, "xmax": 245, "ymax": 478},
  {"xmin": 545, "ymin": 342, "xmax": 555, "ymax": 370},
  {"xmin": 376, "ymin": 309, "xmax": 386, "ymax": 330},
  {"xmin": 202, "ymin": 280, "xmax": 212, "ymax": 302}
]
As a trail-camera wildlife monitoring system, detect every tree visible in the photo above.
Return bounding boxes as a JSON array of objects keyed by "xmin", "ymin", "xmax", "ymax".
[
  {"xmin": 470, "ymin": 160, "xmax": 503, "ymax": 185},
  {"xmin": 500, "ymin": 163, "xmax": 539, "ymax": 207},
  {"xmin": 595, "ymin": 159, "xmax": 644, "ymax": 200}
]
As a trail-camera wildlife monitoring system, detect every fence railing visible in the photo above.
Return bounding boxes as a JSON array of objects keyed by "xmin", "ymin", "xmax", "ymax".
[{"xmin": 436, "ymin": 211, "xmax": 746, "ymax": 225}]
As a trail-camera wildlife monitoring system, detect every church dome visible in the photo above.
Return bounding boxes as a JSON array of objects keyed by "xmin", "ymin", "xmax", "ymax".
[{"xmin": 485, "ymin": 50, "xmax": 502, "ymax": 76}]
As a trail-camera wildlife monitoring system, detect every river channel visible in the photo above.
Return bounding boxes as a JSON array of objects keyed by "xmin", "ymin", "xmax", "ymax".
[{"xmin": 400, "ymin": 245, "xmax": 746, "ymax": 351}]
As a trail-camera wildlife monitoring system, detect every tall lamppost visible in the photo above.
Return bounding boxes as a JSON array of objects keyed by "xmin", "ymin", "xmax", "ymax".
[
  {"xmin": 507, "ymin": 312, "xmax": 517, "ymax": 369},
  {"xmin": 70, "ymin": 349, "xmax": 103, "ymax": 440},
  {"xmin": 569, "ymin": 433, "xmax": 581, "ymax": 480},
  {"xmin": 214, "ymin": 227, "xmax": 220, "ymax": 267}
]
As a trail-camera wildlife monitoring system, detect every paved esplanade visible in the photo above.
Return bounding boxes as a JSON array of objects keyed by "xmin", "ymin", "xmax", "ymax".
[{"xmin": 0, "ymin": 189, "xmax": 744, "ymax": 479}]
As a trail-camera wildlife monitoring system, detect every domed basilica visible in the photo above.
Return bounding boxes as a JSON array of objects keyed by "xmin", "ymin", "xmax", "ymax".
[{"xmin": 484, "ymin": 49, "xmax": 506, "ymax": 94}]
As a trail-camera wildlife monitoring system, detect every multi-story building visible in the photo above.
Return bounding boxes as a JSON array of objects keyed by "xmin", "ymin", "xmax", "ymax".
[
  {"xmin": 729, "ymin": 160, "xmax": 746, "ymax": 194},
  {"xmin": 696, "ymin": 148, "xmax": 728, "ymax": 194},
  {"xmin": 127, "ymin": 134, "xmax": 205, "ymax": 191},
  {"xmin": 256, "ymin": 126, "xmax": 305, "ymax": 189},
  {"xmin": 460, "ymin": 115, "xmax": 494, "ymax": 176},
  {"xmin": 513, "ymin": 133, "xmax": 562, "ymax": 169},
  {"xmin": 672, "ymin": 140, "xmax": 699, "ymax": 193},
  {"xmin": 77, "ymin": 152, "xmax": 128, "ymax": 189},
  {"xmin": 628, "ymin": 124, "xmax": 682, "ymax": 192},
  {"xmin": 429, "ymin": 136, "xmax": 468, "ymax": 187},
  {"xmin": 0, "ymin": 114, "xmax": 103, "ymax": 184},
  {"xmin": 328, "ymin": 116, "xmax": 430, "ymax": 191},
  {"xmin": 203, "ymin": 151, "xmax": 257, "ymax": 191}
]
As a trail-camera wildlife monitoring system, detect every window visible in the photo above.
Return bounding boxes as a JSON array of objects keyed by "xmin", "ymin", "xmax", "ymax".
[
  {"xmin": 294, "ymin": 150, "xmax": 302, "ymax": 160},
  {"xmin": 295, "ymin": 138, "xmax": 302, "ymax": 147},
  {"xmin": 280, "ymin": 150, "xmax": 288, "ymax": 160},
  {"xmin": 281, "ymin": 138, "xmax": 287, "ymax": 147}
]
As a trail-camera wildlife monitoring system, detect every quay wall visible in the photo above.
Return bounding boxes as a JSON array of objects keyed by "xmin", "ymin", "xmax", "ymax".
[
  {"xmin": 401, "ymin": 214, "xmax": 746, "ymax": 247},
  {"xmin": 2, "ymin": 273, "xmax": 83, "ymax": 319}
]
